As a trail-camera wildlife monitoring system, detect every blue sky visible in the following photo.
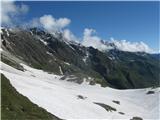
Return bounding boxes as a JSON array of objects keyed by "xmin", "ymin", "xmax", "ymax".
[{"xmin": 16, "ymin": 1, "xmax": 159, "ymax": 52}]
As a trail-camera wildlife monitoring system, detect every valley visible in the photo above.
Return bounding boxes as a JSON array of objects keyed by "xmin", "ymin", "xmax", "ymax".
[{"xmin": 1, "ymin": 61, "xmax": 159, "ymax": 119}]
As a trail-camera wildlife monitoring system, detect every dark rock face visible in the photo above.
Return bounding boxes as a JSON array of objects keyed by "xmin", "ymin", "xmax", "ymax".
[
  {"xmin": 94, "ymin": 102, "xmax": 117, "ymax": 112},
  {"xmin": 1, "ymin": 27, "xmax": 159, "ymax": 89},
  {"xmin": 118, "ymin": 112, "xmax": 125, "ymax": 115},
  {"xmin": 130, "ymin": 116, "xmax": 143, "ymax": 120},
  {"xmin": 112, "ymin": 100, "xmax": 120, "ymax": 105},
  {"xmin": 146, "ymin": 91, "xmax": 155, "ymax": 95},
  {"xmin": 77, "ymin": 95, "xmax": 87, "ymax": 100}
]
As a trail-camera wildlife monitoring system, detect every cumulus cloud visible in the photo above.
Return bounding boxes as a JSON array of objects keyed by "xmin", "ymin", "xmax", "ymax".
[
  {"xmin": 39, "ymin": 15, "xmax": 71, "ymax": 33},
  {"xmin": 28, "ymin": 18, "xmax": 40, "ymax": 28},
  {"xmin": 24, "ymin": 14, "xmax": 71, "ymax": 34},
  {"xmin": 82, "ymin": 28, "xmax": 109, "ymax": 51},
  {"xmin": 1, "ymin": 0, "xmax": 29, "ymax": 25},
  {"xmin": 26, "ymin": 15, "xmax": 76, "ymax": 41},
  {"xmin": 81, "ymin": 28, "xmax": 153, "ymax": 53},
  {"xmin": 110, "ymin": 38, "xmax": 153, "ymax": 53},
  {"xmin": 0, "ymin": 1, "xmax": 153, "ymax": 53},
  {"xmin": 63, "ymin": 29, "xmax": 79, "ymax": 42}
]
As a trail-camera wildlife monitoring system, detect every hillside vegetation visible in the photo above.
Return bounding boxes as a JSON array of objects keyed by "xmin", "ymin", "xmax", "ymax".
[{"xmin": 1, "ymin": 74, "xmax": 60, "ymax": 120}]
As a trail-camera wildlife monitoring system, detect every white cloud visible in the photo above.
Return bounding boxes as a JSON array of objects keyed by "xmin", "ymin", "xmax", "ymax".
[
  {"xmin": 1, "ymin": 1, "xmax": 29, "ymax": 25},
  {"xmin": 26, "ymin": 15, "xmax": 71, "ymax": 34},
  {"xmin": 82, "ymin": 28, "xmax": 109, "ymax": 51},
  {"xmin": 28, "ymin": 18, "xmax": 40, "ymax": 28},
  {"xmin": 0, "ymin": 1, "xmax": 153, "ymax": 53},
  {"xmin": 39, "ymin": 15, "xmax": 71, "ymax": 33},
  {"xmin": 63, "ymin": 29, "xmax": 79, "ymax": 42},
  {"xmin": 81, "ymin": 28, "xmax": 153, "ymax": 53},
  {"xmin": 57, "ymin": 18, "xmax": 71, "ymax": 29},
  {"xmin": 111, "ymin": 38, "xmax": 153, "ymax": 53}
]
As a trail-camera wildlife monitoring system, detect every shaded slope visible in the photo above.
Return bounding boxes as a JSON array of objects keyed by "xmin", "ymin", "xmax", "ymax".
[
  {"xmin": 1, "ymin": 28, "xmax": 159, "ymax": 89},
  {"xmin": 1, "ymin": 74, "xmax": 60, "ymax": 120}
]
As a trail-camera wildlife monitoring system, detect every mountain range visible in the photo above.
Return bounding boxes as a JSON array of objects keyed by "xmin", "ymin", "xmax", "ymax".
[
  {"xmin": 1, "ymin": 27, "xmax": 160, "ymax": 120},
  {"xmin": 1, "ymin": 27, "xmax": 159, "ymax": 89}
]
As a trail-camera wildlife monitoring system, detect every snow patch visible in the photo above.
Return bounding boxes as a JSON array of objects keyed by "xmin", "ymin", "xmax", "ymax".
[
  {"xmin": 0, "ymin": 48, "xmax": 3, "ymax": 52},
  {"xmin": 64, "ymin": 62, "xmax": 70, "ymax": 65},
  {"xmin": 0, "ymin": 29, "xmax": 3, "ymax": 34},
  {"xmin": 108, "ymin": 56, "xmax": 115, "ymax": 60},
  {"xmin": 64, "ymin": 41, "xmax": 75, "ymax": 51},
  {"xmin": 46, "ymin": 51, "xmax": 53, "ymax": 56},
  {"xmin": 83, "ymin": 52, "xmax": 89, "ymax": 63},
  {"xmin": 59, "ymin": 66, "xmax": 63, "ymax": 75},
  {"xmin": 39, "ymin": 38, "xmax": 48, "ymax": 45},
  {"xmin": 1, "ymin": 62, "xmax": 159, "ymax": 119},
  {"xmin": 5, "ymin": 29, "xmax": 10, "ymax": 36},
  {"xmin": 30, "ymin": 31, "xmax": 33, "ymax": 35}
]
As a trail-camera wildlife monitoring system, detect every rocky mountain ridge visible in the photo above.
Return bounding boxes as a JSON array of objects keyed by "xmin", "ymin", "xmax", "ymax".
[{"xmin": 1, "ymin": 27, "xmax": 159, "ymax": 89}]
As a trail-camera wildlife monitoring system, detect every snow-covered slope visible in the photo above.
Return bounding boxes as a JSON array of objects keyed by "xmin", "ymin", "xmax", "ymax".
[{"xmin": 1, "ymin": 62, "xmax": 159, "ymax": 119}]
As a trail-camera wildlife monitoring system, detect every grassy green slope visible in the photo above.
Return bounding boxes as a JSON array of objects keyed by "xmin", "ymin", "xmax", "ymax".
[{"xmin": 1, "ymin": 74, "xmax": 60, "ymax": 120}]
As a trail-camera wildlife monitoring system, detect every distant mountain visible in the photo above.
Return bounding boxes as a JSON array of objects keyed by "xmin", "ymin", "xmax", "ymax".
[
  {"xmin": 151, "ymin": 53, "xmax": 160, "ymax": 60},
  {"xmin": 1, "ymin": 27, "xmax": 160, "ymax": 89}
]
